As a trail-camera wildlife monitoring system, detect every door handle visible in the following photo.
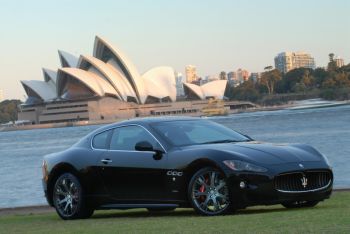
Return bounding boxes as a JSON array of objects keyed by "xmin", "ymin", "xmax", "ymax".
[{"xmin": 101, "ymin": 159, "xmax": 112, "ymax": 164}]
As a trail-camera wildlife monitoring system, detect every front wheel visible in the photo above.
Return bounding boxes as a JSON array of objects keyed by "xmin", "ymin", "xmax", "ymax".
[
  {"xmin": 282, "ymin": 200, "xmax": 319, "ymax": 208},
  {"xmin": 53, "ymin": 173, "xmax": 94, "ymax": 220},
  {"xmin": 188, "ymin": 167, "xmax": 232, "ymax": 216}
]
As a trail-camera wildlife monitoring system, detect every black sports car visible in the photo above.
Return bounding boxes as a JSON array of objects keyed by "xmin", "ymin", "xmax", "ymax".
[{"xmin": 42, "ymin": 117, "xmax": 333, "ymax": 219}]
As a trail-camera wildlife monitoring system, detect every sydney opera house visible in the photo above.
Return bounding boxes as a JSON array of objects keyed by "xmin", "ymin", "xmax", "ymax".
[{"xmin": 18, "ymin": 36, "xmax": 229, "ymax": 124}]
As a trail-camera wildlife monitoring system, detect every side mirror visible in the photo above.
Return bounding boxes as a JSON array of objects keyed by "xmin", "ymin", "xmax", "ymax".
[{"xmin": 135, "ymin": 141, "xmax": 154, "ymax": 152}]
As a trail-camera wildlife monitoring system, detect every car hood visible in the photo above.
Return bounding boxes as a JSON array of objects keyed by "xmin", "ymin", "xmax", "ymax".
[{"xmin": 184, "ymin": 141, "xmax": 322, "ymax": 165}]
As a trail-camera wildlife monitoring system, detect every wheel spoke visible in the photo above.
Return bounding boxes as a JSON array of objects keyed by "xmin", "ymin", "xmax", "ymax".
[
  {"xmin": 64, "ymin": 201, "xmax": 70, "ymax": 212},
  {"xmin": 58, "ymin": 197, "xmax": 68, "ymax": 205},
  {"xmin": 200, "ymin": 196, "xmax": 211, "ymax": 210},
  {"xmin": 210, "ymin": 172, "xmax": 216, "ymax": 187},
  {"xmin": 215, "ymin": 180, "xmax": 226, "ymax": 191},
  {"xmin": 194, "ymin": 191, "xmax": 207, "ymax": 197},
  {"xmin": 212, "ymin": 197, "xmax": 220, "ymax": 211},
  {"xmin": 197, "ymin": 176, "xmax": 207, "ymax": 186},
  {"xmin": 62, "ymin": 179, "xmax": 70, "ymax": 193},
  {"xmin": 55, "ymin": 186, "xmax": 66, "ymax": 196}
]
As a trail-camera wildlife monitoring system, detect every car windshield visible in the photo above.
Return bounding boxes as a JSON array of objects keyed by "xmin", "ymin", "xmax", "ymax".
[{"xmin": 151, "ymin": 120, "xmax": 251, "ymax": 146}]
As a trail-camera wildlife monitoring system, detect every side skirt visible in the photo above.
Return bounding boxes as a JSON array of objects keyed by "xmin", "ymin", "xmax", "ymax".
[{"xmin": 98, "ymin": 203, "xmax": 179, "ymax": 210}]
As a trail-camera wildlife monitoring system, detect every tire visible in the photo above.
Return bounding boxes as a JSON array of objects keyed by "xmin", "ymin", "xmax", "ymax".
[
  {"xmin": 188, "ymin": 167, "xmax": 232, "ymax": 216},
  {"xmin": 52, "ymin": 173, "xmax": 94, "ymax": 220},
  {"xmin": 282, "ymin": 200, "xmax": 319, "ymax": 209},
  {"xmin": 147, "ymin": 207, "xmax": 176, "ymax": 212}
]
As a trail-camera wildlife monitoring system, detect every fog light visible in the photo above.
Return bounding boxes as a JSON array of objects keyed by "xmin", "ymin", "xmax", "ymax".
[{"xmin": 239, "ymin": 181, "xmax": 246, "ymax": 189}]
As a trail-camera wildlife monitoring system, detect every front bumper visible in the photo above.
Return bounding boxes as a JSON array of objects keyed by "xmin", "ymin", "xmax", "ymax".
[
  {"xmin": 42, "ymin": 178, "xmax": 53, "ymax": 206},
  {"xmin": 225, "ymin": 163, "xmax": 333, "ymax": 208}
]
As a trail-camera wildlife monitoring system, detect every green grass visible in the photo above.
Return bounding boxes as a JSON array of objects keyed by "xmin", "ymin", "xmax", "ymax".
[{"xmin": 1, "ymin": 192, "xmax": 349, "ymax": 234}]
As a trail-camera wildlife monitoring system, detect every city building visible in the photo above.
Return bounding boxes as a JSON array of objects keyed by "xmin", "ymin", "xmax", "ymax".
[
  {"xmin": 334, "ymin": 57, "xmax": 345, "ymax": 68},
  {"xmin": 237, "ymin": 69, "xmax": 250, "ymax": 83},
  {"xmin": 0, "ymin": 89, "xmax": 3, "ymax": 102},
  {"xmin": 18, "ymin": 36, "xmax": 228, "ymax": 124},
  {"xmin": 175, "ymin": 72, "xmax": 185, "ymax": 96},
  {"xmin": 185, "ymin": 65, "xmax": 197, "ymax": 83},
  {"xmin": 227, "ymin": 71, "xmax": 239, "ymax": 86},
  {"xmin": 274, "ymin": 52, "xmax": 316, "ymax": 73},
  {"xmin": 250, "ymin": 72, "xmax": 262, "ymax": 82}
]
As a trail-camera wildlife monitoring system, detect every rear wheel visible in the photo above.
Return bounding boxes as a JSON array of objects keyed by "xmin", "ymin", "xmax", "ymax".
[
  {"xmin": 188, "ymin": 167, "xmax": 231, "ymax": 216},
  {"xmin": 53, "ymin": 173, "xmax": 94, "ymax": 220},
  {"xmin": 282, "ymin": 200, "xmax": 319, "ymax": 208}
]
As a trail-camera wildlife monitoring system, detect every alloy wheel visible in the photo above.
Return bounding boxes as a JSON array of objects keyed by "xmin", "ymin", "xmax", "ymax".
[
  {"xmin": 53, "ymin": 175, "xmax": 80, "ymax": 218},
  {"xmin": 190, "ymin": 169, "xmax": 230, "ymax": 215}
]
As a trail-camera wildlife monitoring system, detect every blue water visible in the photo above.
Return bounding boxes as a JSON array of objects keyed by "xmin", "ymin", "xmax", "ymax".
[{"xmin": 0, "ymin": 105, "xmax": 349, "ymax": 208}]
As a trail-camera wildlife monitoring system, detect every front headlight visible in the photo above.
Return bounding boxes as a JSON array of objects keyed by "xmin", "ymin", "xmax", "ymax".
[{"xmin": 223, "ymin": 160, "xmax": 267, "ymax": 172}]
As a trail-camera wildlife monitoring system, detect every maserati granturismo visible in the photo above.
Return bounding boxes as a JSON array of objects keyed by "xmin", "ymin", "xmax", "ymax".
[{"xmin": 42, "ymin": 117, "xmax": 333, "ymax": 219}]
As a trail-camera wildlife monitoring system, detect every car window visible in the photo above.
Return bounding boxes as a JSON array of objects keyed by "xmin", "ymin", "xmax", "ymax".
[
  {"xmin": 151, "ymin": 120, "xmax": 249, "ymax": 146},
  {"xmin": 110, "ymin": 125, "xmax": 158, "ymax": 151},
  {"xmin": 92, "ymin": 130, "xmax": 112, "ymax": 149}
]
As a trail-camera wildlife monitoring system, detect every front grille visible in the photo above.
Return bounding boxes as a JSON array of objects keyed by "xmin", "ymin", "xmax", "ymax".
[{"xmin": 274, "ymin": 170, "xmax": 332, "ymax": 193}]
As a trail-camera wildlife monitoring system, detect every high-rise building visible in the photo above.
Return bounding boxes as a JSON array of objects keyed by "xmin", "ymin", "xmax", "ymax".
[
  {"xmin": 185, "ymin": 65, "xmax": 197, "ymax": 83},
  {"xmin": 250, "ymin": 72, "xmax": 262, "ymax": 82},
  {"xmin": 227, "ymin": 71, "xmax": 238, "ymax": 86},
  {"xmin": 175, "ymin": 72, "xmax": 185, "ymax": 96},
  {"xmin": 274, "ymin": 52, "xmax": 316, "ymax": 73},
  {"xmin": 0, "ymin": 89, "xmax": 3, "ymax": 102},
  {"xmin": 237, "ymin": 69, "xmax": 250, "ymax": 83},
  {"xmin": 334, "ymin": 57, "xmax": 345, "ymax": 68}
]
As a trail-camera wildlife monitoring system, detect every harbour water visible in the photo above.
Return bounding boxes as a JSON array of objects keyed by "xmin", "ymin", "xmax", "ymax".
[{"xmin": 0, "ymin": 104, "xmax": 349, "ymax": 208}]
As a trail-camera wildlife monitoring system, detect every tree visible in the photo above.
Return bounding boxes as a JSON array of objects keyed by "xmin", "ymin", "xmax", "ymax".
[
  {"xmin": 300, "ymin": 69, "xmax": 315, "ymax": 89},
  {"xmin": 0, "ymin": 100, "xmax": 22, "ymax": 123},
  {"xmin": 229, "ymin": 80, "xmax": 261, "ymax": 102},
  {"xmin": 260, "ymin": 69, "xmax": 282, "ymax": 94},
  {"xmin": 328, "ymin": 52, "xmax": 337, "ymax": 71},
  {"xmin": 264, "ymin": 66, "xmax": 273, "ymax": 71}
]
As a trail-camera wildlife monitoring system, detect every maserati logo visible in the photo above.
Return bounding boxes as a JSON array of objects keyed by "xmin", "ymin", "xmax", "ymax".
[{"xmin": 301, "ymin": 176, "xmax": 308, "ymax": 188}]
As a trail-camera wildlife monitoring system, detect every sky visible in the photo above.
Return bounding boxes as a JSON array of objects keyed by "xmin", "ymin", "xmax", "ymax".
[{"xmin": 0, "ymin": 0, "xmax": 349, "ymax": 100}]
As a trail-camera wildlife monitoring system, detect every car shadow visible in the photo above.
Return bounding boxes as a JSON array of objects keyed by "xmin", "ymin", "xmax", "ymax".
[{"xmin": 91, "ymin": 205, "xmax": 330, "ymax": 219}]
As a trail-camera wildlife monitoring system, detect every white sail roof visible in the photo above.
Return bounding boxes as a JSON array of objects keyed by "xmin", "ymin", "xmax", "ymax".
[
  {"xmin": 56, "ymin": 67, "xmax": 119, "ymax": 98},
  {"xmin": 58, "ymin": 50, "xmax": 79, "ymax": 68},
  {"xmin": 142, "ymin": 66, "xmax": 176, "ymax": 101},
  {"xmin": 42, "ymin": 68, "xmax": 57, "ymax": 84},
  {"xmin": 93, "ymin": 36, "xmax": 147, "ymax": 103},
  {"xmin": 201, "ymin": 80, "xmax": 227, "ymax": 99},
  {"xmin": 183, "ymin": 80, "xmax": 227, "ymax": 100},
  {"xmin": 21, "ymin": 80, "xmax": 56, "ymax": 101},
  {"xmin": 77, "ymin": 55, "xmax": 137, "ymax": 101}
]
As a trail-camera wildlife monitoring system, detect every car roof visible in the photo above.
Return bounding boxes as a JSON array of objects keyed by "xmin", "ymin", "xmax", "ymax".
[
  {"xmin": 115, "ymin": 116, "xmax": 202, "ymax": 126},
  {"xmin": 89, "ymin": 116, "xmax": 204, "ymax": 136}
]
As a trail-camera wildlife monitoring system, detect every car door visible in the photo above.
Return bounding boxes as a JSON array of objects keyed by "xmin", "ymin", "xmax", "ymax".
[{"xmin": 98, "ymin": 125, "xmax": 168, "ymax": 201}]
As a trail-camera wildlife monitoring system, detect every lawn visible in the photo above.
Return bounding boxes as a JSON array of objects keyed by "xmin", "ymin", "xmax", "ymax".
[{"xmin": 0, "ymin": 192, "xmax": 349, "ymax": 234}]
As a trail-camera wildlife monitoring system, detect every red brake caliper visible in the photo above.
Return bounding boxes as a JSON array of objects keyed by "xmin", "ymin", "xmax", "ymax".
[{"xmin": 199, "ymin": 176, "xmax": 209, "ymax": 202}]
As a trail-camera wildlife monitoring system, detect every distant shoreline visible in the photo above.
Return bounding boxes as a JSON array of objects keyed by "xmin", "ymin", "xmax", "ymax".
[
  {"xmin": 0, "ymin": 103, "xmax": 293, "ymax": 132},
  {"xmin": 1, "ymin": 99, "xmax": 349, "ymax": 133}
]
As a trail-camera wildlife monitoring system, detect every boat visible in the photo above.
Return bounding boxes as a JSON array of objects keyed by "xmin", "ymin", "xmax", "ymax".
[{"xmin": 202, "ymin": 98, "xmax": 228, "ymax": 116}]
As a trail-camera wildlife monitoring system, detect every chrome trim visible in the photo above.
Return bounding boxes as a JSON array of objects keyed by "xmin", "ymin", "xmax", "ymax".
[
  {"xmin": 276, "ymin": 180, "xmax": 332, "ymax": 193},
  {"xmin": 90, "ymin": 124, "xmax": 167, "ymax": 153}
]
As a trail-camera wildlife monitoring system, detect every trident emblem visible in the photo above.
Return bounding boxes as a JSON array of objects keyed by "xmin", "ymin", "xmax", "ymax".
[{"xmin": 301, "ymin": 176, "xmax": 308, "ymax": 188}]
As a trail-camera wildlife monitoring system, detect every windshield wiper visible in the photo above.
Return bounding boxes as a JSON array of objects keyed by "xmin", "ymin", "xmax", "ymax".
[{"xmin": 200, "ymin": 139, "xmax": 241, "ymax": 144}]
